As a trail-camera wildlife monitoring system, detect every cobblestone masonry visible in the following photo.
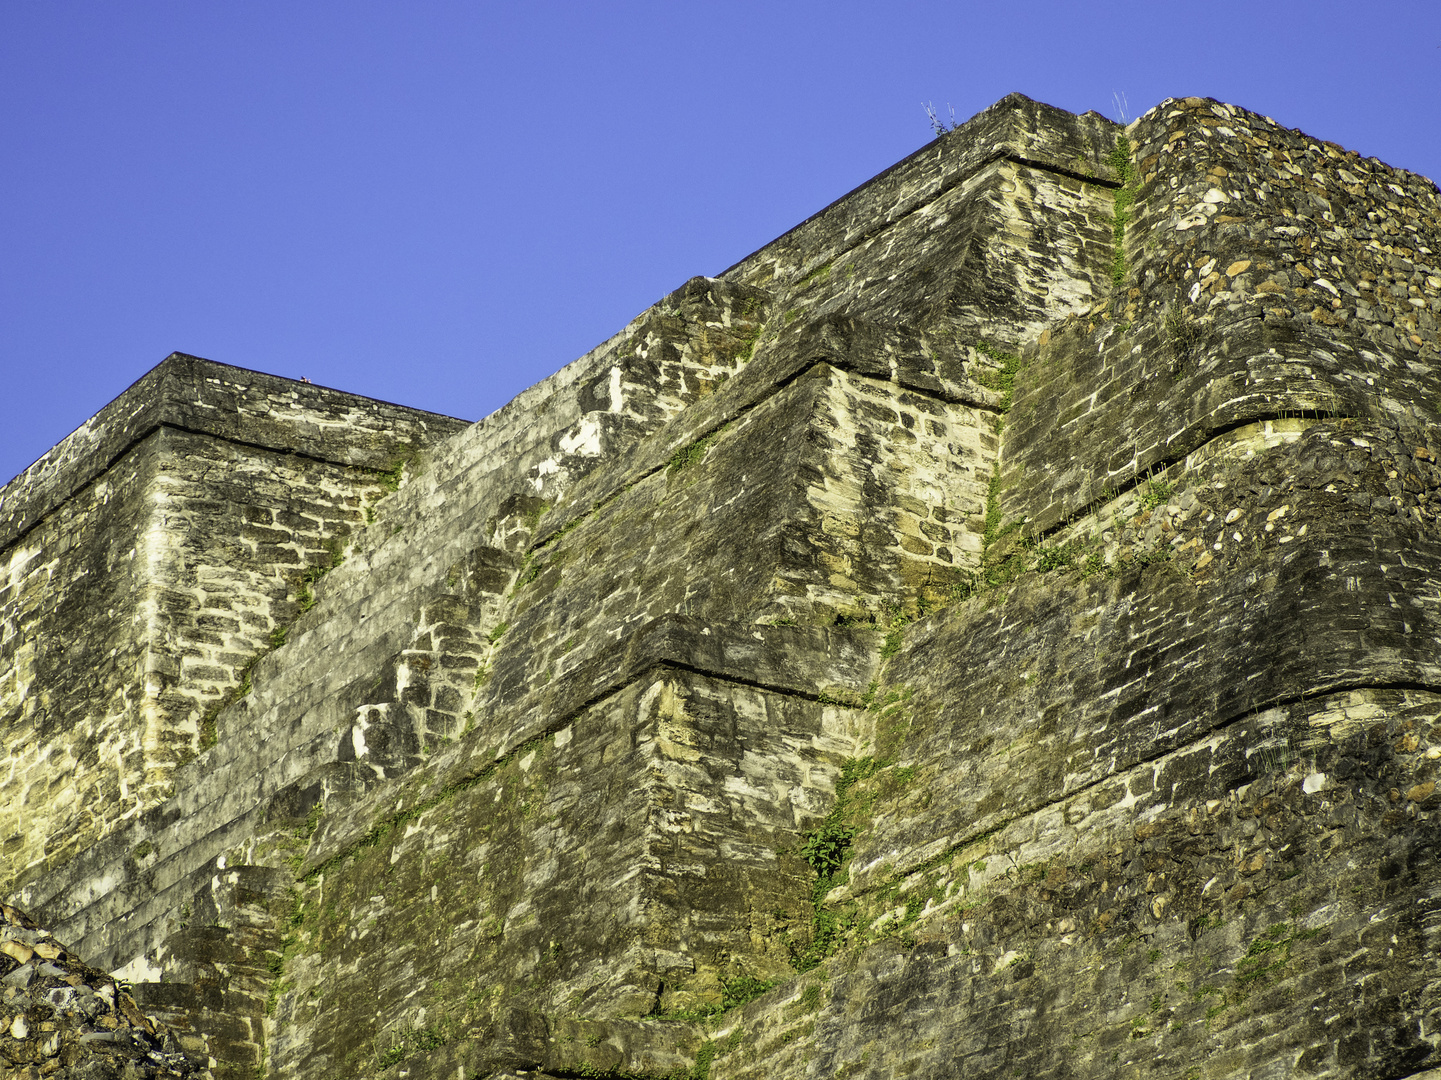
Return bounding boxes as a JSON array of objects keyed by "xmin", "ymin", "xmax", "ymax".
[
  {"xmin": 2, "ymin": 93, "xmax": 1439, "ymax": 1079},
  {"xmin": 1, "ymin": 901, "xmax": 197, "ymax": 1078}
]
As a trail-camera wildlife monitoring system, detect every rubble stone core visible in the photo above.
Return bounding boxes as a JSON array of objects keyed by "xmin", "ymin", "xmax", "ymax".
[{"xmin": 3, "ymin": 92, "xmax": 1440, "ymax": 1079}]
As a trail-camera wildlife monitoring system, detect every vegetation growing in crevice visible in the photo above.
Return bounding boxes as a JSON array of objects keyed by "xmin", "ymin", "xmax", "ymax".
[
  {"xmin": 783, "ymin": 685, "xmax": 925, "ymax": 970},
  {"xmin": 522, "ymin": 500, "xmax": 552, "ymax": 534},
  {"xmin": 732, "ymin": 294, "xmax": 769, "ymax": 364},
  {"xmin": 878, "ymin": 607, "xmax": 912, "ymax": 659},
  {"xmin": 1185, "ymin": 918, "xmax": 1324, "ymax": 1028},
  {"xmin": 361, "ymin": 451, "xmax": 416, "ymax": 524},
  {"xmin": 668, "ymin": 436, "xmax": 713, "ymax": 473},
  {"xmin": 376, "ymin": 456, "xmax": 408, "ymax": 493},
  {"xmin": 667, "ymin": 423, "xmax": 730, "ymax": 474},
  {"xmin": 789, "ymin": 754, "xmax": 894, "ymax": 971},
  {"xmin": 1108, "ymin": 135, "xmax": 1136, "ymax": 291},
  {"xmin": 1165, "ymin": 305, "xmax": 1200, "ymax": 361},
  {"xmin": 656, "ymin": 973, "xmax": 781, "ymax": 1025},
  {"xmin": 735, "ymin": 323, "xmax": 765, "ymax": 363},
  {"xmin": 296, "ymin": 535, "xmax": 347, "ymax": 613},
  {"xmin": 374, "ymin": 1020, "xmax": 457, "ymax": 1069},
  {"xmin": 1138, "ymin": 476, "xmax": 1175, "ymax": 512},
  {"xmin": 265, "ymin": 739, "xmax": 568, "ymax": 1073},
  {"xmin": 511, "ymin": 555, "xmax": 542, "ymax": 593},
  {"xmin": 940, "ymin": 341, "xmax": 1181, "ymax": 607},
  {"xmin": 971, "ymin": 341, "xmax": 1025, "ymax": 416},
  {"xmin": 796, "ymin": 260, "xmax": 833, "ymax": 289}
]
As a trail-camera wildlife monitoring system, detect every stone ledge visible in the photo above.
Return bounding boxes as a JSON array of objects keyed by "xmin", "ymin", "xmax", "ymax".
[{"xmin": 0, "ymin": 352, "xmax": 470, "ymax": 550}]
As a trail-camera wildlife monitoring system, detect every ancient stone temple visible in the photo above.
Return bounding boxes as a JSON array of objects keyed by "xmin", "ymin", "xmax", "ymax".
[{"xmin": 3, "ymin": 92, "xmax": 1440, "ymax": 1079}]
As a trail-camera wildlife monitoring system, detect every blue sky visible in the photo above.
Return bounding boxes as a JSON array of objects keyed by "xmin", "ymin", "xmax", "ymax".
[{"xmin": 3, "ymin": 1, "xmax": 1439, "ymax": 485}]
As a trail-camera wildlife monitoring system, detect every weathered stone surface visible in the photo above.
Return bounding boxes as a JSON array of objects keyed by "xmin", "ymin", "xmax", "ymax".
[
  {"xmin": 3, "ymin": 91, "xmax": 1439, "ymax": 1078},
  {"xmin": 1, "ymin": 356, "xmax": 469, "ymax": 896}
]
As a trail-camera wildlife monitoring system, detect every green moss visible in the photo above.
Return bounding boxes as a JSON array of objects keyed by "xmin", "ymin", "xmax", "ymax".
[
  {"xmin": 879, "ymin": 625, "xmax": 905, "ymax": 659},
  {"xmin": 796, "ymin": 260, "xmax": 833, "ymax": 289},
  {"xmin": 732, "ymin": 316, "xmax": 768, "ymax": 363},
  {"xmin": 376, "ymin": 454, "xmax": 411, "ymax": 493},
  {"xmin": 721, "ymin": 973, "xmax": 777, "ymax": 1009},
  {"xmin": 298, "ymin": 802, "xmax": 322, "ymax": 840},
  {"xmin": 523, "ymin": 501, "xmax": 552, "ymax": 533},
  {"xmin": 295, "ymin": 539, "xmax": 345, "ymax": 613},
  {"xmin": 667, "ymin": 424, "xmax": 729, "ymax": 474},
  {"xmin": 692, "ymin": 1041, "xmax": 716, "ymax": 1080},
  {"xmin": 668, "ymin": 437, "xmax": 712, "ymax": 473},
  {"xmin": 971, "ymin": 341, "xmax": 1024, "ymax": 413},
  {"xmin": 512, "ymin": 558, "xmax": 541, "ymax": 593},
  {"xmin": 1234, "ymin": 920, "xmax": 1321, "ymax": 987}
]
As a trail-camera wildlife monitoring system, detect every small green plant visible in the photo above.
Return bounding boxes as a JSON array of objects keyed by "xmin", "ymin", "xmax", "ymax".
[
  {"xmin": 790, "ymin": 757, "xmax": 887, "ymax": 970},
  {"xmin": 721, "ymin": 973, "xmax": 777, "ymax": 1010},
  {"xmin": 1139, "ymin": 477, "xmax": 1175, "ymax": 512},
  {"xmin": 797, "ymin": 260, "xmax": 833, "ymax": 288},
  {"xmin": 880, "ymin": 626, "xmax": 905, "ymax": 659},
  {"xmin": 972, "ymin": 341, "xmax": 1024, "ymax": 412},
  {"xmin": 947, "ymin": 569, "xmax": 978, "ymax": 602},
  {"xmin": 375, "ymin": 1022, "xmax": 451, "ymax": 1068},
  {"xmin": 294, "ymin": 543, "xmax": 344, "ymax": 613},
  {"xmin": 1033, "ymin": 540, "xmax": 1083, "ymax": 573},
  {"xmin": 269, "ymin": 626, "xmax": 288, "ymax": 649},
  {"xmin": 923, "ymin": 101, "xmax": 957, "ymax": 136},
  {"xmin": 800, "ymin": 822, "xmax": 855, "ymax": 879},
  {"xmin": 377, "ymin": 457, "xmax": 408, "ymax": 492},
  {"xmin": 488, "ymin": 622, "xmax": 509, "ymax": 645}
]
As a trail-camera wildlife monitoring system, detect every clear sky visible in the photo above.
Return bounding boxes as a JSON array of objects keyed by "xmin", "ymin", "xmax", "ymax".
[{"xmin": 3, "ymin": 1, "xmax": 1439, "ymax": 486}]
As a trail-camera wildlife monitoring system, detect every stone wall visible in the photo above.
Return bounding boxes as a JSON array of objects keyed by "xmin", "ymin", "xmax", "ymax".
[
  {"xmin": 1, "ymin": 356, "xmax": 469, "ymax": 894},
  {"xmin": 3, "ymin": 93, "xmax": 1439, "ymax": 1080}
]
